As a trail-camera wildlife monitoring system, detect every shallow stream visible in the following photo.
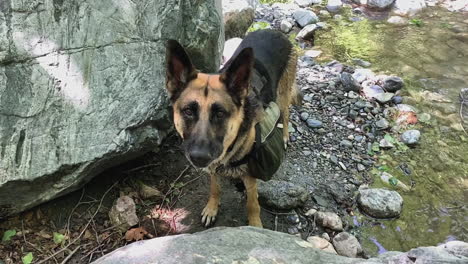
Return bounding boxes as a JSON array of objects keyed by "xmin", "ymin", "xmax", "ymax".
[{"xmin": 315, "ymin": 6, "xmax": 468, "ymax": 254}]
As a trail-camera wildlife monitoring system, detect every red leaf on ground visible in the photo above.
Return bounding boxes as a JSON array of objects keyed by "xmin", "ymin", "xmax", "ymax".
[{"xmin": 124, "ymin": 227, "xmax": 148, "ymax": 242}]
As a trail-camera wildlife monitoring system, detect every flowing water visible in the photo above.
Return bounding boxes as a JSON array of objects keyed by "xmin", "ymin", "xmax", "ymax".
[{"xmin": 315, "ymin": 6, "xmax": 468, "ymax": 255}]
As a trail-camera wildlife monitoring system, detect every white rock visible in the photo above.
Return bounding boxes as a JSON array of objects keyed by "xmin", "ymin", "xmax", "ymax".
[
  {"xmin": 327, "ymin": 0, "xmax": 343, "ymax": 13},
  {"xmin": 296, "ymin": 24, "xmax": 319, "ymax": 40},
  {"xmin": 387, "ymin": 16, "xmax": 407, "ymax": 25},
  {"xmin": 280, "ymin": 19, "xmax": 294, "ymax": 33},
  {"xmin": 392, "ymin": 0, "xmax": 426, "ymax": 16},
  {"xmin": 368, "ymin": 0, "xmax": 395, "ymax": 9},
  {"xmin": 352, "ymin": 68, "xmax": 375, "ymax": 83}
]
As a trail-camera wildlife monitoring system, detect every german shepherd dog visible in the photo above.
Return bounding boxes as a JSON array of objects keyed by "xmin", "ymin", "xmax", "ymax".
[{"xmin": 165, "ymin": 29, "xmax": 297, "ymax": 228}]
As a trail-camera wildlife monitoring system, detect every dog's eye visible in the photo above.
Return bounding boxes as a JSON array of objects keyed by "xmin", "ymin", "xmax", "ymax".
[
  {"xmin": 215, "ymin": 111, "xmax": 225, "ymax": 119},
  {"xmin": 183, "ymin": 108, "xmax": 194, "ymax": 117}
]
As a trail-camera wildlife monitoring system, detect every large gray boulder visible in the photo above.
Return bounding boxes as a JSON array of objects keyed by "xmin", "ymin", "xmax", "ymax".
[
  {"xmin": 92, "ymin": 227, "xmax": 468, "ymax": 264},
  {"xmin": 222, "ymin": 0, "xmax": 257, "ymax": 39},
  {"xmin": 0, "ymin": 0, "xmax": 223, "ymax": 217}
]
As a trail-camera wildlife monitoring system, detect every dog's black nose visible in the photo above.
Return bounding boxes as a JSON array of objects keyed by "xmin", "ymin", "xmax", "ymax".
[{"xmin": 189, "ymin": 149, "xmax": 212, "ymax": 168}]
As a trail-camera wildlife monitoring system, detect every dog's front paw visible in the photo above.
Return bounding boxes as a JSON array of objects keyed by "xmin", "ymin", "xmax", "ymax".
[{"xmin": 201, "ymin": 202, "xmax": 218, "ymax": 227}]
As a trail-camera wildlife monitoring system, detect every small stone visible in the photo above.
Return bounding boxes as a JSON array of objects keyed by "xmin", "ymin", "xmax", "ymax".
[
  {"xmin": 383, "ymin": 76, "xmax": 404, "ymax": 92},
  {"xmin": 300, "ymin": 112, "xmax": 310, "ymax": 121},
  {"xmin": 327, "ymin": 0, "xmax": 343, "ymax": 13},
  {"xmin": 357, "ymin": 164, "xmax": 366, "ymax": 171},
  {"xmin": 319, "ymin": 10, "xmax": 331, "ymax": 17},
  {"xmin": 280, "ymin": 19, "xmax": 294, "ymax": 33},
  {"xmin": 295, "ymin": 0, "xmax": 316, "ymax": 7},
  {"xmin": 374, "ymin": 93, "xmax": 395, "ymax": 104},
  {"xmin": 352, "ymin": 68, "xmax": 374, "ymax": 83},
  {"xmin": 358, "ymin": 188, "xmax": 403, "ymax": 218},
  {"xmin": 355, "ymin": 135, "xmax": 364, "ymax": 142},
  {"xmin": 315, "ymin": 211, "xmax": 343, "ymax": 231},
  {"xmin": 330, "ymin": 155, "xmax": 339, "ymax": 164},
  {"xmin": 305, "ymin": 208, "xmax": 317, "ymax": 216},
  {"xmin": 401, "ymin": 130, "xmax": 421, "ymax": 145},
  {"xmin": 296, "ymin": 24, "xmax": 319, "ymax": 40},
  {"xmin": 352, "ymin": 58, "xmax": 371, "ymax": 68},
  {"xmin": 304, "ymin": 49, "xmax": 322, "ymax": 58},
  {"xmin": 293, "ymin": 9, "xmax": 319, "ymax": 27},
  {"xmin": 333, "ymin": 14, "xmax": 342, "ymax": 20},
  {"xmin": 392, "ymin": 95, "xmax": 403, "ymax": 104},
  {"xmin": 303, "ymin": 150, "xmax": 312, "ymax": 155},
  {"xmin": 287, "ymin": 226, "xmax": 299, "ymax": 235},
  {"xmin": 340, "ymin": 72, "xmax": 361, "ymax": 92},
  {"xmin": 340, "ymin": 140, "xmax": 353, "ymax": 148},
  {"xmin": 321, "ymin": 232, "xmax": 330, "ymax": 241},
  {"xmin": 258, "ymin": 180, "xmax": 309, "ymax": 210},
  {"xmin": 387, "ymin": 16, "xmax": 407, "ymax": 25},
  {"xmin": 367, "ymin": 0, "xmax": 395, "ymax": 9},
  {"xmin": 109, "ymin": 196, "xmax": 139, "ymax": 233},
  {"xmin": 287, "ymin": 214, "xmax": 300, "ymax": 224},
  {"xmin": 332, "ymin": 232, "xmax": 363, "ymax": 257},
  {"xmin": 307, "ymin": 236, "xmax": 338, "ymax": 254},
  {"xmin": 348, "ymin": 110, "xmax": 359, "ymax": 120},
  {"xmin": 379, "ymin": 138, "xmax": 395, "ymax": 148},
  {"xmin": 375, "ymin": 118, "xmax": 390, "ymax": 130},
  {"xmin": 307, "ymin": 118, "xmax": 323, "ymax": 128},
  {"xmin": 363, "ymin": 84, "xmax": 384, "ymax": 99},
  {"xmin": 348, "ymin": 91, "xmax": 359, "ymax": 99}
]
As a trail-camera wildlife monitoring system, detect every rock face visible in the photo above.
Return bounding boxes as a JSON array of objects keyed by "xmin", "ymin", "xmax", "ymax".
[
  {"xmin": 257, "ymin": 180, "xmax": 309, "ymax": 210},
  {"xmin": 358, "ymin": 188, "xmax": 403, "ymax": 218},
  {"xmin": 0, "ymin": 0, "xmax": 223, "ymax": 217},
  {"xmin": 223, "ymin": 0, "xmax": 256, "ymax": 39},
  {"xmin": 93, "ymin": 227, "xmax": 366, "ymax": 264},
  {"xmin": 91, "ymin": 229, "xmax": 468, "ymax": 264}
]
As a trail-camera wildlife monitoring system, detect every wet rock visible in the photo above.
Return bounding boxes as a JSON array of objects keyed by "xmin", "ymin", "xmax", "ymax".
[
  {"xmin": 332, "ymin": 232, "xmax": 363, "ymax": 257},
  {"xmin": 357, "ymin": 188, "xmax": 403, "ymax": 218},
  {"xmin": 307, "ymin": 119, "xmax": 323, "ymax": 128},
  {"xmin": 315, "ymin": 212, "xmax": 343, "ymax": 231},
  {"xmin": 437, "ymin": 241, "xmax": 468, "ymax": 258},
  {"xmin": 401, "ymin": 129, "xmax": 421, "ymax": 145},
  {"xmin": 109, "ymin": 196, "xmax": 139, "ymax": 233},
  {"xmin": 368, "ymin": 0, "xmax": 395, "ymax": 9},
  {"xmin": 387, "ymin": 16, "xmax": 407, "ymax": 25},
  {"xmin": 307, "ymin": 236, "xmax": 338, "ymax": 254},
  {"xmin": 293, "ymin": 9, "xmax": 319, "ymax": 27},
  {"xmin": 383, "ymin": 76, "xmax": 404, "ymax": 92},
  {"xmin": 374, "ymin": 93, "xmax": 395, "ymax": 104},
  {"xmin": 280, "ymin": 19, "xmax": 294, "ymax": 33},
  {"xmin": 327, "ymin": 0, "xmax": 343, "ymax": 13},
  {"xmin": 375, "ymin": 118, "xmax": 390, "ymax": 130},
  {"xmin": 340, "ymin": 72, "xmax": 361, "ymax": 92},
  {"xmin": 363, "ymin": 85, "xmax": 385, "ymax": 99},
  {"xmin": 258, "ymin": 180, "xmax": 309, "ymax": 210},
  {"xmin": 393, "ymin": 0, "xmax": 426, "ymax": 16},
  {"xmin": 392, "ymin": 96, "xmax": 403, "ymax": 104},
  {"xmin": 352, "ymin": 69, "xmax": 375, "ymax": 83},
  {"xmin": 296, "ymin": 24, "xmax": 319, "ymax": 40},
  {"xmin": 352, "ymin": 58, "xmax": 371, "ymax": 68}
]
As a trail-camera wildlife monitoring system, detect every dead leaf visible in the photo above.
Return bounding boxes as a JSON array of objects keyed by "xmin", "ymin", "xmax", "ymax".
[
  {"xmin": 125, "ymin": 227, "xmax": 148, "ymax": 242},
  {"xmin": 83, "ymin": 229, "xmax": 93, "ymax": 240},
  {"xmin": 397, "ymin": 111, "xmax": 418, "ymax": 125}
]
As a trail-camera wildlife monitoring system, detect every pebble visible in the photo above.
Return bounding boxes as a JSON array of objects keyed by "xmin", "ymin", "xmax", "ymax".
[
  {"xmin": 321, "ymin": 232, "xmax": 330, "ymax": 241},
  {"xmin": 307, "ymin": 236, "xmax": 338, "ymax": 254},
  {"xmin": 374, "ymin": 92, "xmax": 395, "ymax": 104},
  {"xmin": 296, "ymin": 24, "xmax": 319, "ymax": 40},
  {"xmin": 379, "ymin": 138, "xmax": 395, "ymax": 148},
  {"xmin": 357, "ymin": 188, "xmax": 403, "ymax": 218},
  {"xmin": 375, "ymin": 118, "xmax": 390, "ymax": 130},
  {"xmin": 383, "ymin": 76, "xmax": 404, "ymax": 92},
  {"xmin": 401, "ymin": 129, "xmax": 421, "ymax": 145},
  {"xmin": 280, "ymin": 19, "xmax": 293, "ymax": 33},
  {"xmin": 387, "ymin": 16, "xmax": 407, "ymax": 25},
  {"xmin": 357, "ymin": 164, "xmax": 366, "ymax": 172},
  {"xmin": 293, "ymin": 9, "xmax": 319, "ymax": 27},
  {"xmin": 307, "ymin": 118, "xmax": 323, "ymax": 128},
  {"xmin": 326, "ymin": 0, "xmax": 343, "ymax": 13},
  {"xmin": 392, "ymin": 95, "xmax": 403, "ymax": 104},
  {"xmin": 300, "ymin": 112, "xmax": 310, "ymax": 121},
  {"xmin": 315, "ymin": 211, "xmax": 343, "ymax": 231},
  {"xmin": 332, "ymin": 232, "xmax": 363, "ymax": 257},
  {"xmin": 340, "ymin": 139, "xmax": 353, "ymax": 148},
  {"xmin": 305, "ymin": 208, "xmax": 317, "ymax": 217}
]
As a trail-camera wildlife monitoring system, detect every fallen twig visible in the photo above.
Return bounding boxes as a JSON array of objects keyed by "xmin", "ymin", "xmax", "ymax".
[
  {"xmin": 60, "ymin": 246, "xmax": 80, "ymax": 264},
  {"xmin": 124, "ymin": 163, "xmax": 161, "ymax": 174},
  {"xmin": 66, "ymin": 188, "xmax": 86, "ymax": 241},
  {"xmin": 37, "ymin": 181, "xmax": 118, "ymax": 264},
  {"xmin": 159, "ymin": 165, "xmax": 190, "ymax": 209}
]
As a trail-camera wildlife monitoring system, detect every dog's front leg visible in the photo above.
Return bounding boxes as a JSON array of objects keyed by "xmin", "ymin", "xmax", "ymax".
[
  {"xmin": 242, "ymin": 174, "xmax": 263, "ymax": 228},
  {"xmin": 201, "ymin": 173, "xmax": 220, "ymax": 227}
]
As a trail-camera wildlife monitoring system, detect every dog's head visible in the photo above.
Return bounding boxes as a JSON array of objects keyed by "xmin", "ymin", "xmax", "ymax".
[{"xmin": 165, "ymin": 40, "xmax": 254, "ymax": 168}]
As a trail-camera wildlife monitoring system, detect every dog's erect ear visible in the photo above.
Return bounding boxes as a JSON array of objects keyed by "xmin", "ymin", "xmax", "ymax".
[
  {"xmin": 220, "ymin": 48, "xmax": 254, "ymax": 106},
  {"xmin": 166, "ymin": 40, "xmax": 198, "ymax": 101}
]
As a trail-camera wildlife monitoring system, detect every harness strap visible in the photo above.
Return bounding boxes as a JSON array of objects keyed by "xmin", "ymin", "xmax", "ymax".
[{"xmin": 228, "ymin": 124, "xmax": 261, "ymax": 168}]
